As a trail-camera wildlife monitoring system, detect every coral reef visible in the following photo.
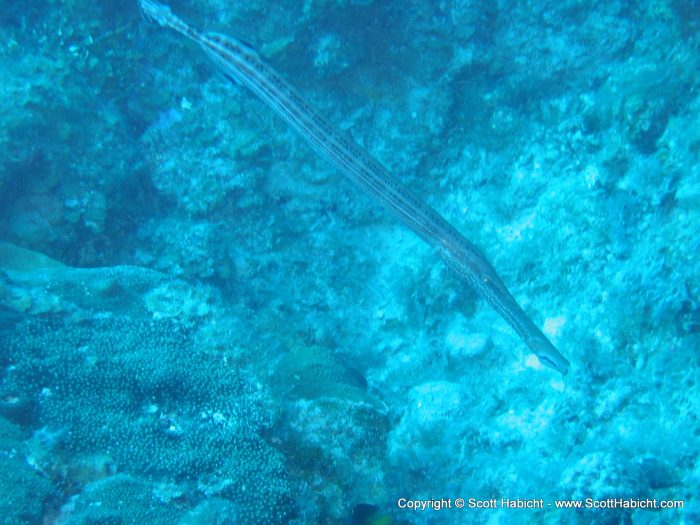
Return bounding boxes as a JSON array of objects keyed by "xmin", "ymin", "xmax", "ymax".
[
  {"xmin": 0, "ymin": 0, "xmax": 698, "ymax": 523},
  {"xmin": 0, "ymin": 254, "xmax": 299, "ymax": 522},
  {"xmin": 0, "ymin": 418, "xmax": 55, "ymax": 524}
]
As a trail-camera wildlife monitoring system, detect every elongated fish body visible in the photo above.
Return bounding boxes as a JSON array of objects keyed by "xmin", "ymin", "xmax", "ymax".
[{"xmin": 138, "ymin": 0, "xmax": 570, "ymax": 374}]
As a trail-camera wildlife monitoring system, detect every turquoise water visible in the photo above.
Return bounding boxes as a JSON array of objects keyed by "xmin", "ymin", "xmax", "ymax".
[{"xmin": 0, "ymin": 1, "xmax": 698, "ymax": 523}]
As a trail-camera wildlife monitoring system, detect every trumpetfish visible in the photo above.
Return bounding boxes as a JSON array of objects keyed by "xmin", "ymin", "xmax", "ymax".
[{"xmin": 137, "ymin": 0, "xmax": 571, "ymax": 374}]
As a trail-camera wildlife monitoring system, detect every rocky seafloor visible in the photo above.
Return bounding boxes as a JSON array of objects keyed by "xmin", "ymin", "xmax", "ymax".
[{"xmin": 0, "ymin": 0, "xmax": 698, "ymax": 523}]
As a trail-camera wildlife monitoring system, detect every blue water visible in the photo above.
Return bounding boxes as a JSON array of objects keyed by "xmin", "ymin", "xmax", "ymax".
[{"xmin": 0, "ymin": 1, "xmax": 698, "ymax": 523}]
